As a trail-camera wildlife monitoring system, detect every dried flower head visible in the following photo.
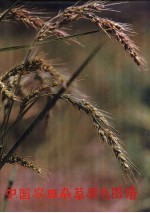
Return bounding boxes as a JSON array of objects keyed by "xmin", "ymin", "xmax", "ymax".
[
  {"xmin": 61, "ymin": 94, "xmax": 139, "ymax": 180},
  {"xmin": 37, "ymin": 1, "xmax": 146, "ymax": 69},
  {"xmin": 1, "ymin": 153, "xmax": 49, "ymax": 178}
]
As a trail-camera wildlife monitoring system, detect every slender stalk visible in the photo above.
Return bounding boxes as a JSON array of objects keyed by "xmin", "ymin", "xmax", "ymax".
[
  {"xmin": 0, "ymin": 30, "xmax": 100, "ymax": 53},
  {"xmin": 0, "ymin": 98, "xmax": 39, "ymax": 140}
]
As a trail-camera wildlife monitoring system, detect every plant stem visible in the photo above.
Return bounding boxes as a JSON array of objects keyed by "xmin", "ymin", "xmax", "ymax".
[
  {"xmin": 0, "ymin": 98, "xmax": 39, "ymax": 140},
  {"xmin": 0, "ymin": 30, "xmax": 100, "ymax": 53}
]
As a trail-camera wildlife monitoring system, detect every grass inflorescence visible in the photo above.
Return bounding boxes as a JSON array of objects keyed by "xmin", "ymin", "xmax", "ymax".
[{"xmin": 0, "ymin": 1, "xmax": 147, "ymax": 182}]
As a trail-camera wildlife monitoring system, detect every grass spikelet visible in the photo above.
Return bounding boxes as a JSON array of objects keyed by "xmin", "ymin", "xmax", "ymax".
[
  {"xmin": 1, "ymin": 153, "xmax": 49, "ymax": 178},
  {"xmin": 40, "ymin": 59, "xmax": 66, "ymax": 84},
  {"xmin": 8, "ymin": 6, "xmax": 44, "ymax": 29},
  {"xmin": 6, "ymin": 6, "xmax": 80, "ymax": 45},
  {"xmin": 1, "ymin": 58, "xmax": 66, "ymax": 85},
  {"xmin": 85, "ymin": 16, "xmax": 146, "ymax": 68},
  {"xmin": 61, "ymin": 94, "xmax": 138, "ymax": 180},
  {"xmin": 37, "ymin": 1, "xmax": 146, "ymax": 69},
  {"xmin": 1, "ymin": 58, "xmax": 43, "ymax": 82}
]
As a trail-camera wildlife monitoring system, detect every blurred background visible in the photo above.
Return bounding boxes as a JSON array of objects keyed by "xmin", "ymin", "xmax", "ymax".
[{"xmin": 0, "ymin": 0, "xmax": 150, "ymax": 211}]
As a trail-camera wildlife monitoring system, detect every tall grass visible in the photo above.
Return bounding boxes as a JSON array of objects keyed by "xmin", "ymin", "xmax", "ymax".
[{"xmin": 0, "ymin": 1, "xmax": 147, "ymax": 182}]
